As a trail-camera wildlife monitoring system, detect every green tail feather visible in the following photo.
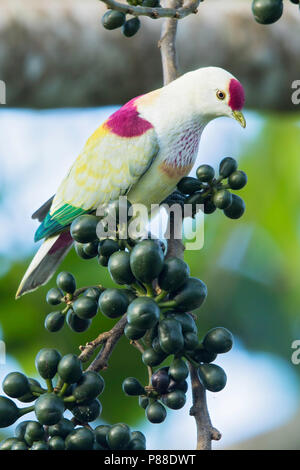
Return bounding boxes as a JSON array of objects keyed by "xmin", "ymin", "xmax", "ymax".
[{"xmin": 34, "ymin": 204, "xmax": 86, "ymax": 241}]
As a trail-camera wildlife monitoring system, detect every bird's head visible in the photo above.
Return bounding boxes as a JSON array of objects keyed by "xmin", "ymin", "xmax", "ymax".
[{"xmin": 182, "ymin": 67, "xmax": 246, "ymax": 128}]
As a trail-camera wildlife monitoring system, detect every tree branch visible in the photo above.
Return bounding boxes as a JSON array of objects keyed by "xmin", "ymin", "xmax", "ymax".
[
  {"xmin": 78, "ymin": 315, "xmax": 127, "ymax": 371},
  {"xmin": 159, "ymin": 0, "xmax": 183, "ymax": 85},
  {"xmin": 99, "ymin": 0, "xmax": 201, "ymax": 19},
  {"xmin": 131, "ymin": 340, "xmax": 153, "ymax": 386},
  {"xmin": 189, "ymin": 363, "xmax": 221, "ymax": 449},
  {"xmin": 160, "ymin": 2, "xmax": 220, "ymax": 449}
]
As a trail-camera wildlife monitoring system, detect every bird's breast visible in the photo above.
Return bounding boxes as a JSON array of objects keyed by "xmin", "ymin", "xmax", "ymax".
[{"xmin": 159, "ymin": 122, "xmax": 203, "ymax": 179}]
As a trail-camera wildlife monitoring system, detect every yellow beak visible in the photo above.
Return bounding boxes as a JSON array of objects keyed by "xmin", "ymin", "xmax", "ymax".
[{"xmin": 232, "ymin": 110, "xmax": 246, "ymax": 128}]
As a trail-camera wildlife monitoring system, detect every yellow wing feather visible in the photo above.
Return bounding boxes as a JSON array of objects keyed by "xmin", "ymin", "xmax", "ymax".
[{"xmin": 50, "ymin": 121, "xmax": 159, "ymax": 215}]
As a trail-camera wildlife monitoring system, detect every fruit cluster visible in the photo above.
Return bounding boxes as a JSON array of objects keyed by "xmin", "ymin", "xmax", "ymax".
[
  {"xmin": 102, "ymin": 11, "xmax": 137, "ymax": 37},
  {"xmin": 252, "ymin": 0, "xmax": 299, "ymax": 25},
  {"xmin": 0, "ymin": 420, "xmax": 145, "ymax": 451},
  {"xmin": 101, "ymin": 0, "xmax": 161, "ymax": 37},
  {"xmin": 0, "ymin": 349, "xmax": 105, "ymax": 430},
  {"xmin": 122, "ymin": 326, "xmax": 232, "ymax": 424},
  {"xmin": 178, "ymin": 157, "xmax": 247, "ymax": 219},
  {"xmin": 45, "ymin": 271, "xmax": 104, "ymax": 333}
]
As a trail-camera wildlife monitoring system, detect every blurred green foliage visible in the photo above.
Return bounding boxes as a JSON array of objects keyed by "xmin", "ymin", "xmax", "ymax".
[{"xmin": 0, "ymin": 111, "xmax": 299, "ymax": 427}]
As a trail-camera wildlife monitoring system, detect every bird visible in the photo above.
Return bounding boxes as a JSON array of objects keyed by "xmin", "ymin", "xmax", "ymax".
[{"xmin": 16, "ymin": 66, "xmax": 246, "ymax": 299}]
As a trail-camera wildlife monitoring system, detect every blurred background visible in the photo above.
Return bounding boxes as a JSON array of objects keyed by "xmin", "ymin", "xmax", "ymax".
[{"xmin": 0, "ymin": 0, "xmax": 300, "ymax": 450}]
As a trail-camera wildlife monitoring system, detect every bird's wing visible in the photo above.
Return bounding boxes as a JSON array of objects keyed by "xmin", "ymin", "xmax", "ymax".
[
  {"xmin": 32, "ymin": 195, "xmax": 55, "ymax": 222},
  {"xmin": 34, "ymin": 105, "xmax": 159, "ymax": 241}
]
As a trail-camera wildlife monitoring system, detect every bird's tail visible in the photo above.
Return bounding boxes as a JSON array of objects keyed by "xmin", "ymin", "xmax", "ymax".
[{"xmin": 16, "ymin": 231, "xmax": 73, "ymax": 299}]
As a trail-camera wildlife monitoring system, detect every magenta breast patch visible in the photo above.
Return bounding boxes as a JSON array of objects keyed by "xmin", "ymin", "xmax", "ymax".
[
  {"xmin": 106, "ymin": 96, "xmax": 153, "ymax": 138},
  {"xmin": 228, "ymin": 79, "xmax": 245, "ymax": 111}
]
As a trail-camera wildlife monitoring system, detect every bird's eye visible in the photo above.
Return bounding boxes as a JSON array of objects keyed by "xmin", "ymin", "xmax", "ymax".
[{"xmin": 216, "ymin": 90, "xmax": 226, "ymax": 101}]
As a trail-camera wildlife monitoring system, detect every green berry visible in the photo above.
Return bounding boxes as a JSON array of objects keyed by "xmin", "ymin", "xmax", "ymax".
[
  {"xmin": 158, "ymin": 318, "xmax": 184, "ymax": 354},
  {"xmin": 11, "ymin": 440, "xmax": 28, "ymax": 450},
  {"xmin": 165, "ymin": 312, "xmax": 197, "ymax": 334},
  {"xmin": 123, "ymin": 17, "xmax": 141, "ymax": 37},
  {"xmin": 24, "ymin": 421, "xmax": 45, "ymax": 446},
  {"xmin": 99, "ymin": 288, "xmax": 129, "ymax": 319},
  {"xmin": 228, "ymin": 170, "xmax": 247, "ymax": 190},
  {"xmin": 99, "ymin": 239, "xmax": 119, "ymax": 257},
  {"xmin": 0, "ymin": 438, "xmax": 20, "ymax": 450},
  {"xmin": 183, "ymin": 331, "xmax": 199, "ymax": 351},
  {"xmin": 94, "ymin": 425, "xmax": 111, "ymax": 448},
  {"xmin": 127, "ymin": 297, "xmax": 160, "ymax": 330},
  {"xmin": 158, "ymin": 257, "xmax": 190, "ymax": 293},
  {"xmin": 189, "ymin": 344, "xmax": 217, "ymax": 364},
  {"xmin": 74, "ymin": 242, "xmax": 95, "ymax": 259},
  {"xmin": 46, "ymin": 287, "xmax": 64, "ymax": 305},
  {"xmin": 142, "ymin": 348, "xmax": 167, "ymax": 367},
  {"xmin": 170, "ymin": 277, "xmax": 207, "ymax": 311},
  {"xmin": 56, "ymin": 271, "xmax": 76, "ymax": 294},
  {"xmin": 122, "ymin": 377, "xmax": 145, "ymax": 396},
  {"xmin": 213, "ymin": 190, "xmax": 232, "ymax": 209},
  {"xmin": 98, "ymin": 254, "xmax": 109, "ymax": 266},
  {"xmin": 15, "ymin": 420, "xmax": 31, "ymax": 440},
  {"xmin": 57, "ymin": 354, "xmax": 82, "ymax": 384},
  {"xmin": 67, "ymin": 310, "xmax": 91, "ymax": 332},
  {"xmin": 124, "ymin": 323, "xmax": 146, "ymax": 340},
  {"xmin": 152, "ymin": 336, "xmax": 165, "ymax": 355},
  {"xmin": 31, "ymin": 441, "xmax": 49, "ymax": 450},
  {"xmin": 83, "ymin": 240, "xmax": 99, "ymax": 258},
  {"xmin": 146, "ymin": 401, "xmax": 166, "ymax": 423},
  {"xmin": 73, "ymin": 297, "xmax": 98, "ymax": 320},
  {"xmin": 219, "ymin": 157, "xmax": 238, "ymax": 178},
  {"xmin": 196, "ymin": 164, "xmax": 215, "ymax": 182},
  {"xmin": 65, "ymin": 428, "xmax": 95, "ymax": 450},
  {"xmin": 83, "ymin": 287, "xmax": 102, "ymax": 302},
  {"xmin": 72, "ymin": 399, "xmax": 102, "ymax": 423},
  {"xmin": 35, "ymin": 348, "xmax": 61, "ymax": 379},
  {"xmin": 162, "ymin": 390, "xmax": 186, "ymax": 409},
  {"xmin": 48, "ymin": 418, "xmax": 74, "ymax": 438},
  {"xmin": 203, "ymin": 327, "xmax": 233, "ymax": 354},
  {"xmin": 177, "ymin": 176, "xmax": 203, "ymax": 194},
  {"xmin": 106, "ymin": 423, "xmax": 131, "ymax": 450},
  {"xmin": 48, "ymin": 436, "xmax": 65, "ymax": 450},
  {"xmin": 0, "ymin": 396, "xmax": 20, "ymax": 427},
  {"xmin": 73, "ymin": 371, "xmax": 105, "ymax": 403},
  {"xmin": 204, "ymin": 199, "xmax": 216, "ymax": 214},
  {"xmin": 223, "ymin": 194, "xmax": 245, "ymax": 219},
  {"xmin": 108, "ymin": 251, "xmax": 135, "ymax": 285},
  {"xmin": 130, "ymin": 240, "xmax": 164, "ymax": 284},
  {"xmin": 198, "ymin": 364, "xmax": 227, "ymax": 392},
  {"xmin": 3, "ymin": 372, "xmax": 30, "ymax": 398},
  {"xmin": 18, "ymin": 378, "xmax": 43, "ymax": 403},
  {"xmin": 127, "ymin": 437, "xmax": 146, "ymax": 450},
  {"xmin": 138, "ymin": 396, "xmax": 149, "ymax": 409},
  {"xmin": 131, "ymin": 430, "xmax": 146, "ymax": 444},
  {"xmin": 167, "ymin": 379, "xmax": 188, "ymax": 393},
  {"xmin": 45, "ymin": 311, "xmax": 65, "ymax": 332},
  {"xmin": 252, "ymin": 0, "xmax": 283, "ymax": 24},
  {"xmin": 169, "ymin": 358, "xmax": 189, "ymax": 382},
  {"xmin": 70, "ymin": 215, "xmax": 99, "ymax": 243},
  {"xmin": 35, "ymin": 393, "xmax": 65, "ymax": 425}
]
